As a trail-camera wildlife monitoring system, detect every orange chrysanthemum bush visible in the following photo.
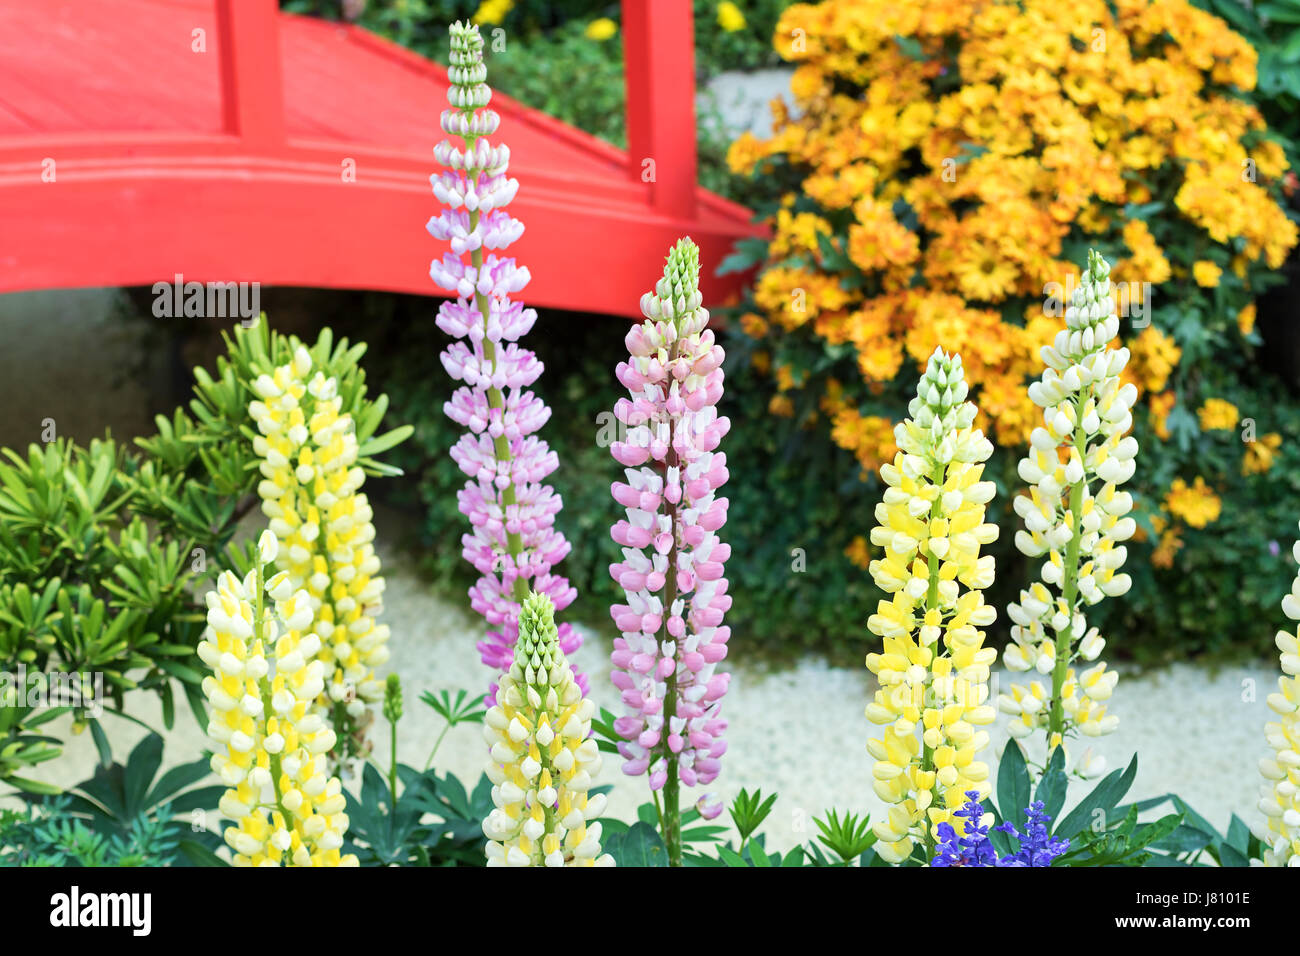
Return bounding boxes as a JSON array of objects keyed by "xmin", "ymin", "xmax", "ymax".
[{"xmin": 727, "ymin": 0, "xmax": 1300, "ymax": 663}]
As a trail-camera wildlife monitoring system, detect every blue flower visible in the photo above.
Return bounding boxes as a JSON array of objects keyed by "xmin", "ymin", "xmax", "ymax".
[
  {"xmin": 931, "ymin": 791, "xmax": 1069, "ymax": 867},
  {"xmin": 995, "ymin": 801, "xmax": 1070, "ymax": 867}
]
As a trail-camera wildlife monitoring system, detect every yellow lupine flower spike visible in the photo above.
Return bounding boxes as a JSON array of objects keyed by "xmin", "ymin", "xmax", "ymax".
[
  {"xmin": 198, "ymin": 531, "xmax": 358, "ymax": 866},
  {"xmin": 864, "ymin": 348, "xmax": 999, "ymax": 863},
  {"xmin": 250, "ymin": 345, "xmax": 390, "ymax": 766},
  {"xmin": 482, "ymin": 592, "xmax": 614, "ymax": 867}
]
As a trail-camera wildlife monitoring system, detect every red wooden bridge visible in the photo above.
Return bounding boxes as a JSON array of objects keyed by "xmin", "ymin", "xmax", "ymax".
[{"xmin": 0, "ymin": 0, "xmax": 761, "ymax": 317}]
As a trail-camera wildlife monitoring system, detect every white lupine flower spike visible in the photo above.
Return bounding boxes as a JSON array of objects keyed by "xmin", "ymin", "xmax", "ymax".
[
  {"xmin": 1257, "ymin": 521, "xmax": 1300, "ymax": 867},
  {"xmin": 1001, "ymin": 250, "xmax": 1138, "ymax": 767}
]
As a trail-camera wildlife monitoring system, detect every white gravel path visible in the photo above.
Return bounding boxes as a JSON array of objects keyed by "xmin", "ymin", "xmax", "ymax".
[{"xmin": 12, "ymin": 508, "xmax": 1279, "ymax": 854}]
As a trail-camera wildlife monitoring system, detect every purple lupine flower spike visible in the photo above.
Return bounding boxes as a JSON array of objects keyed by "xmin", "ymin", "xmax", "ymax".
[
  {"xmin": 608, "ymin": 239, "xmax": 732, "ymax": 803},
  {"xmin": 429, "ymin": 22, "xmax": 579, "ymax": 697}
]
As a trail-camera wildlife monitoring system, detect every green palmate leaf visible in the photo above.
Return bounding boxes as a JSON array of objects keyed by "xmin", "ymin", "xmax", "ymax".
[
  {"xmin": 87, "ymin": 718, "xmax": 113, "ymax": 770},
  {"xmin": 606, "ymin": 822, "xmax": 668, "ymax": 867},
  {"xmin": 1218, "ymin": 844, "xmax": 1249, "ymax": 868},
  {"xmin": 1035, "ymin": 747, "xmax": 1068, "ymax": 824},
  {"xmin": 1054, "ymin": 754, "xmax": 1138, "ymax": 840},
  {"xmin": 122, "ymin": 734, "xmax": 164, "ymax": 818},
  {"xmin": 729, "ymin": 788, "xmax": 777, "ymax": 844},
  {"xmin": 1152, "ymin": 824, "xmax": 1213, "ymax": 855},
  {"xmin": 1225, "ymin": 815, "xmax": 1252, "ymax": 856},
  {"xmin": 716, "ymin": 844, "xmax": 748, "ymax": 867},
  {"xmin": 996, "ymin": 739, "xmax": 1031, "ymax": 825}
]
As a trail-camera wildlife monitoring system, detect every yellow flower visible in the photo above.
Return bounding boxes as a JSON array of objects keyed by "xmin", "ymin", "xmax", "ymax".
[
  {"xmin": 1243, "ymin": 432, "xmax": 1282, "ymax": 475},
  {"xmin": 472, "ymin": 0, "xmax": 513, "ymax": 26},
  {"xmin": 1197, "ymin": 397, "xmax": 1239, "ymax": 431},
  {"xmin": 250, "ymin": 346, "xmax": 390, "ymax": 764},
  {"xmin": 1164, "ymin": 477, "xmax": 1221, "ymax": 529},
  {"xmin": 1152, "ymin": 528, "xmax": 1184, "ymax": 569},
  {"xmin": 585, "ymin": 17, "xmax": 617, "ymax": 41},
  {"xmin": 1149, "ymin": 390, "xmax": 1175, "ymax": 440},
  {"xmin": 482, "ymin": 593, "xmax": 613, "ymax": 867},
  {"xmin": 1127, "ymin": 327, "xmax": 1181, "ymax": 395},
  {"xmin": 200, "ymin": 564, "xmax": 357, "ymax": 867},
  {"xmin": 768, "ymin": 394, "xmax": 795, "ymax": 417},
  {"xmin": 733, "ymin": 0, "xmax": 1297, "ymax": 459},
  {"xmin": 717, "ymin": 1, "xmax": 746, "ymax": 32},
  {"xmin": 864, "ymin": 350, "xmax": 999, "ymax": 863},
  {"xmin": 844, "ymin": 535, "xmax": 871, "ymax": 570},
  {"xmin": 1238, "ymin": 303, "xmax": 1257, "ymax": 337},
  {"xmin": 1193, "ymin": 260, "xmax": 1222, "ymax": 288}
]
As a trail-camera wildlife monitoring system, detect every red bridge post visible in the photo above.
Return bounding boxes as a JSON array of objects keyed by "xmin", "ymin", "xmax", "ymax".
[
  {"xmin": 216, "ymin": 0, "xmax": 286, "ymax": 147},
  {"xmin": 622, "ymin": 0, "xmax": 698, "ymax": 222}
]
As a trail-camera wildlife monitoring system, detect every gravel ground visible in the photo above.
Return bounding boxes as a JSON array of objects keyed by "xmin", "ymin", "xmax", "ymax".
[{"xmin": 13, "ymin": 506, "xmax": 1279, "ymax": 855}]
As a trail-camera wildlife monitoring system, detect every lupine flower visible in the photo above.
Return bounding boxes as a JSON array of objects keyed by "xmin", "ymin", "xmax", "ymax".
[
  {"xmin": 608, "ymin": 238, "xmax": 731, "ymax": 823},
  {"xmin": 1257, "ymin": 520, "xmax": 1300, "ymax": 866},
  {"xmin": 864, "ymin": 349, "xmax": 999, "ymax": 864},
  {"xmin": 482, "ymin": 592, "xmax": 613, "ymax": 867},
  {"xmin": 932, "ymin": 791, "xmax": 1068, "ymax": 867},
  {"xmin": 1000, "ymin": 250, "xmax": 1137, "ymax": 755},
  {"xmin": 430, "ymin": 21, "xmax": 578, "ymax": 696},
  {"xmin": 199, "ymin": 532, "xmax": 357, "ymax": 866},
  {"xmin": 250, "ymin": 345, "xmax": 390, "ymax": 763}
]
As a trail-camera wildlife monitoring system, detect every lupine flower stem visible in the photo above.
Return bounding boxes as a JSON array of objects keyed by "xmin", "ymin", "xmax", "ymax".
[
  {"xmin": 1050, "ymin": 441, "xmax": 1086, "ymax": 739},
  {"xmin": 250, "ymin": 559, "xmax": 292, "ymax": 827},
  {"xmin": 919, "ymin": 460, "xmax": 945, "ymax": 860},
  {"xmin": 661, "ymin": 453, "xmax": 682, "ymax": 866},
  {"xmin": 469, "ymin": 215, "xmax": 527, "ymax": 603}
]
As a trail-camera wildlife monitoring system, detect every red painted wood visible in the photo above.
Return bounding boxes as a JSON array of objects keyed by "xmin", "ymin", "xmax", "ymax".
[
  {"xmin": 623, "ymin": 0, "xmax": 698, "ymax": 220},
  {"xmin": 0, "ymin": 0, "xmax": 763, "ymax": 317},
  {"xmin": 216, "ymin": 0, "xmax": 286, "ymax": 145}
]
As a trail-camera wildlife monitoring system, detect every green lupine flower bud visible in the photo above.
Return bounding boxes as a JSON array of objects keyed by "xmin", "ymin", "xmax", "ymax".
[{"xmin": 383, "ymin": 673, "xmax": 403, "ymax": 725}]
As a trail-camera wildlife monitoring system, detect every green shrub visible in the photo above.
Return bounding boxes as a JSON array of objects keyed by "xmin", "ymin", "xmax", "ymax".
[{"xmin": 0, "ymin": 321, "xmax": 407, "ymax": 788}]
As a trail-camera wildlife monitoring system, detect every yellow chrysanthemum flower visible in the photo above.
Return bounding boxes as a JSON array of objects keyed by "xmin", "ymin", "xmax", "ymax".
[
  {"xmin": 1197, "ymin": 397, "xmax": 1239, "ymax": 431},
  {"xmin": 471, "ymin": 0, "xmax": 513, "ymax": 27},
  {"xmin": 1244, "ymin": 433, "xmax": 1282, "ymax": 475},
  {"xmin": 1192, "ymin": 260, "xmax": 1222, "ymax": 288},
  {"xmin": 1164, "ymin": 476, "xmax": 1222, "ymax": 528}
]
